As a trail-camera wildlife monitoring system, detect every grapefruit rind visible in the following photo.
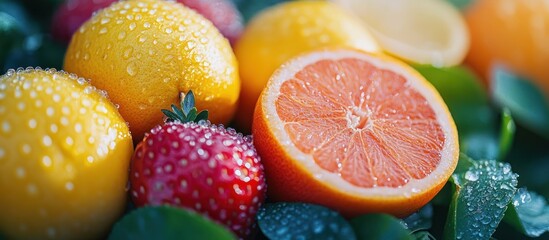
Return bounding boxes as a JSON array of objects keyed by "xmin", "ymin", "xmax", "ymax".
[
  {"xmin": 260, "ymin": 49, "xmax": 459, "ymax": 200},
  {"xmin": 332, "ymin": 0, "xmax": 469, "ymax": 67}
]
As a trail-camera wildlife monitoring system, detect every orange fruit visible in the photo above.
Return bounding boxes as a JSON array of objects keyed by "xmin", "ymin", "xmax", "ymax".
[
  {"xmin": 64, "ymin": 0, "xmax": 240, "ymax": 142},
  {"xmin": 332, "ymin": 0, "xmax": 469, "ymax": 67},
  {"xmin": 0, "ymin": 68, "xmax": 133, "ymax": 239},
  {"xmin": 465, "ymin": 0, "xmax": 549, "ymax": 97},
  {"xmin": 252, "ymin": 49, "xmax": 459, "ymax": 217},
  {"xmin": 234, "ymin": 0, "xmax": 379, "ymax": 132}
]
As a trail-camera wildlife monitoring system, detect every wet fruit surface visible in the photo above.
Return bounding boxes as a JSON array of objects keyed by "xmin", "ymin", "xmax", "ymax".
[
  {"xmin": 0, "ymin": 68, "xmax": 133, "ymax": 240},
  {"xmin": 253, "ymin": 49, "xmax": 458, "ymax": 217},
  {"xmin": 131, "ymin": 122, "xmax": 265, "ymax": 238},
  {"xmin": 234, "ymin": 0, "xmax": 379, "ymax": 132},
  {"xmin": 64, "ymin": 0, "xmax": 240, "ymax": 142}
]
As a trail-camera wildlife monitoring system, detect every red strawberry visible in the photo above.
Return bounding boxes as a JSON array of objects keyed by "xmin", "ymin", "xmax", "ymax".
[
  {"xmin": 51, "ymin": 0, "xmax": 114, "ymax": 43},
  {"xmin": 178, "ymin": 0, "xmax": 244, "ymax": 45},
  {"xmin": 130, "ymin": 91, "xmax": 266, "ymax": 238}
]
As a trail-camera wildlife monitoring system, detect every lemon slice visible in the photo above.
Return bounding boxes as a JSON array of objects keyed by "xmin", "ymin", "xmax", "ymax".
[{"xmin": 332, "ymin": 0, "xmax": 469, "ymax": 67}]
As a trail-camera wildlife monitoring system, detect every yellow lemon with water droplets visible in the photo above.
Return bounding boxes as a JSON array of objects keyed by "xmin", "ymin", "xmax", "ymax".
[
  {"xmin": 234, "ymin": 0, "xmax": 379, "ymax": 132},
  {"xmin": 64, "ymin": 0, "xmax": 240, "ymax": 142},
  {"xmin": 0, "ymin": 68, "xmax": 133, "ymax": 240}
]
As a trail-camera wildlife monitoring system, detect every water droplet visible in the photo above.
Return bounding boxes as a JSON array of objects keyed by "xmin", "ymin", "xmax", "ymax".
[
  {"xmin": 100, "ymin": 18, "xmax": 110, "ymax": 25},
  {"xmin": 123, "ymin": 47, "xmax": 133, "ymax": 59},
  {"xmin": 138, "ymin": 35, "xmax": 147, "ymax": 43},
  {"xmin": 99, "ymin": 27, "xmax": 108, "ymax": 34},
  {"xmin": 118, "ymin": 31, "xmax": 126, "ymax": 40},
  {"xmin": 162, "ymin": 55, "xmax": 173, "ymax": 63},
  {"xmin": 144, "ymin": 22, "xmax": 151, "ymax": 28},
  {"xmin": 465, "ymin": 170, "xmax": 479, "ymax": 181},
  {"xmin": 129, "ymin": 23, "xmax": 136, "ymax": 31},
  {"xmin": 165, "ymin": 28, "xmax": 173, "ymax": 34},
  {"xmin": 126, "ymin": 63, "xmax": 137, "ymax": 76}
]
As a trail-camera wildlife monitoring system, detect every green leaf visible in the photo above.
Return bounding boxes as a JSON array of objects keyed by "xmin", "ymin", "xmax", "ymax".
[
  {"xmin": 257, "ymin": 202, "xmax": 356, "ymax": 240},
  {"xmin": 0, "ymin": 12, "xmax": 24, "ymax": 66},
  {"xmin": 504, "ymin": 188, "xmax": 549, "ymax": 237},
  {"xmin": 412, "ymin": 65, "xmax": 494, "ymax": 133},
  {"xmin": 196, "ymin": 110, "xmax": 209, "ymax": 122},
  {"xmin": 402, "ymin": 204, "xmax": 433, "ymax": 232},
  {"xmin": 460, "ymin": 132, "xmax": 500, "ymax": 161},
  {"xmin": 491, "ymin": 66, "xmax": 549, "ymax": 138},
  {"xmin": 232, "ymin": 0, "xmax": 291, "ymax": 22},
  {"xmin": 444, "ymin": 0, "xmax": 474, "ymax": 10},
  {"xmin": 498, "ymin": 108, "xmax": 515, "ymax": 160},
  {"xmin": 412, "ymin": 231, "xmax": 436, "ymax": 240},
  {"xmin": 186, "ymin": 108, "xmax": 197, "ymax": 122},
  {"xmin": 444, "ymin": 160, "xmax": 518, "ymax": 239},
  {"xmin": 412, "ymin": 65, "xmax": 501, "ymax": 160},
  {"xmin": 108, "ymin": 206, "xmax": 235, "ymax": 240},
  {"xmin": 454, "ymin": 153, "xmax": 474, "ymax": 175},
  {"xmin": 171, "ymin": 104, "xmax": 185, "ymax": 120},
  {"xmin": 161, "ymin": 109, "xmax": 181, "ymax": 122},
  {"xmin": 182, "ymin": 90, "xmax": 195, "ymax": 115},
  {"xmin": 350, "ymin": 214, "xmax": 413, "ymax": 240}
]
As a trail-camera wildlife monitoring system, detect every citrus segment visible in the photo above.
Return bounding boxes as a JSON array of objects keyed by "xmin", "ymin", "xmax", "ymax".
[
  {"xmin": 253, "ymin": 49, "xmax": 459, "ymax": 217},
  {"xmin": 332, "ymin": 0, "xmax": 469, "ymax": 67},
  {"xmin": 234, "ymin": 0, "xmax": 379, "ymax": 132}
]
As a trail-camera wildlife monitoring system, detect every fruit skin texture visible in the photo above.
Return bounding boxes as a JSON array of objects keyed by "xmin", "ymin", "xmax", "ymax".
[
  {"xmin": 252, "ymin": 50, "xmax": 458, "ymax": 218},
  {"xmin": 130, "ymin": 121, "xmax": 266, "ymax": 238},
  {"xmin": 51, "ymin": 0, "xmax": 114, "ymax": 43},
  {"xmin": 465, "ymin": 0, "xmax": 549, "ymax": 98},
  {"xmin": 64, "ymin": 0, "xmax": 240, "ymax": 142},
  {"xmin": 233, "ymin": 0, "xmax": 379, "ymax": 132},
  {"xmin": 51, "ymin": 0, "xmax": 243, "ymax": 45},
  {"xmin": 0, "ymin": 68, "xmax": 133, "ymax": 240}
]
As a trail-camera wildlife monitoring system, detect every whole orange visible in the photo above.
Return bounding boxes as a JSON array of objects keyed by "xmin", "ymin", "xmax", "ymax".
[
  {"xmin": 465, "ymin": 0, "xmax": 549, "ymax": 98},
  {"xmin": 0, "ymin": 68, "xmax": 133, "ymax": 239},
  {"xmin": 234, "ymin": 1, "xmax": 379, "ymax": 132},
  {"xmin": 64, "ymin": 0, "xmax": 240, "ymax": 142}
]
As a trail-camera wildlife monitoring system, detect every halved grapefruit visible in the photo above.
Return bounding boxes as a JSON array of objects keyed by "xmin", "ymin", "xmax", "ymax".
[{"xmin": 252, "ymin": 49, "xmax": 459, "ymax": 217}]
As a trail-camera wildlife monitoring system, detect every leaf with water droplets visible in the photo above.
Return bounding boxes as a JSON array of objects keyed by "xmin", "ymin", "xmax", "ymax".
[
  {"xmin": 444, "ymin": 160, "xmax": 518, "ymax": 240},
  {"xmin": 257, "ymin": 202, "xmax": 356, "ymax": 240},
  {"xmin": 504, "ymin": 188, "xmax": 549, "ymax": 237},
  {"xmin": 350, "ymin": 214, "xmax": 413, "ymax": 240},
  {"xmin": 402, "ymin": 204, "xmax": 433, "ymax": 232},
  {"xmin": 108, "ymin": 206, "xmax": 235, "ymax": 240}
]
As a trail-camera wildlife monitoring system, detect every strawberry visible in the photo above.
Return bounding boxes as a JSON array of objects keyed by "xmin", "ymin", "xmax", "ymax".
[
  {"xmin": 178, "ymin": 0, "xmax": 244, "ymax": 45},
  {"xmin": 50, "ymin": 0, "xmax": 114, "ymax": 43},
  {"xmin": 130, "ymin": 91, "xmax": 266, "ymax": 238},
  {"xmin": 51, "ymin": 0, "xmax": 243, "ymax": 45}
]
